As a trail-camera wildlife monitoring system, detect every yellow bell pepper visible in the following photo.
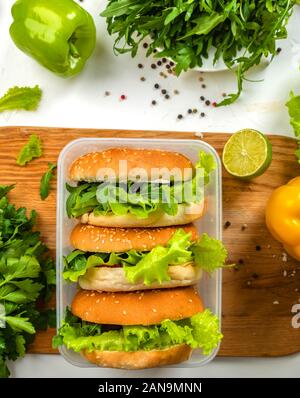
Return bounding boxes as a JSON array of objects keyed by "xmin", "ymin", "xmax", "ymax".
[{"xmin": 266, "ymin": 176, "xmax": 300, "ymax": 260}]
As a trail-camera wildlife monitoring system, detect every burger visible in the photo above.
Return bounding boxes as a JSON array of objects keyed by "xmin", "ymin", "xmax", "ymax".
[
  {"xmin": 66, "ymin": 148, "xmax": 215, "ymax": 228},
  {"xmin": 54, "ymin": 287, "xmax": 222, "ymax": 369},
  {"xmin": 63, "ymin": 223, "xmax": 227, "ymax": 291}
]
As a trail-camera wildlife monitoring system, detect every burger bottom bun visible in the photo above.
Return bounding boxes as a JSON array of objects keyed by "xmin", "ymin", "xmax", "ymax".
[
  {"xmin": 82, "ymin": 344, "xmax": 192, "ymax": 369},
  {"xmin": 79, "ymin": 202, "xmax": 204, "ymax": 228},
  {"xmin": 78, "ymin": 264, "xmax": 202, "ymax": 292}
]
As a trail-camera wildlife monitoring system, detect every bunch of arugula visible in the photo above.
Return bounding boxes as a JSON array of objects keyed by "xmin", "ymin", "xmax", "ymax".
[
  {"xmin": 0, "ymin": 185, "xmax": 55, "ymax": 377},
  {"xmin": 101, "ymin": 0, "xmax": 294, "ymax": 105}
]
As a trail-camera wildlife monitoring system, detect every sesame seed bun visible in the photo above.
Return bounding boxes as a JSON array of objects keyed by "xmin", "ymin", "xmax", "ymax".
[
  {"xmin": 82, "ymin": 344, "xmax": 192, "ymax": 369},
  {"xmin": 78, "ymin": 264, "xmax": 202, "ymax": 292},
  {"xmin": 69, "ymin": 148, "xmax": 194, "ymax": 182},
  {"xmin": 70, "ymin": 224, "xmax": 198, "ymax": 253},
  {"xmin": 79, "ymin": 202, "xmax": 205, "ymax": 228},
  {"xmin": 71, "ymin": 287, "xmax": 203, "ymax": 326}
]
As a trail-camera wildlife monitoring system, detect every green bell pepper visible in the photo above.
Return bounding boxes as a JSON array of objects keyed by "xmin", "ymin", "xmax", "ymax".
[{"xmin": 10, "ymin": 0, "xmax": 96, "ymax": 78}]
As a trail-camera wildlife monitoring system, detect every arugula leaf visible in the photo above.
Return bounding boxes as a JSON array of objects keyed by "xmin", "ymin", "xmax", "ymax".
[
  {"xmin": 0, "ymin": 86, "xmax": 42, "ymax": 113},
  {"xmin": 40, "ymin": 163, "xmax": 57, "ymax": 200},
  {"xmin": 101, "ymin": 0, "xmax": 294, "ymax": 105},
  {"xmin": 16, "ymin": 135, "xmax": 42, "ymax": 166}
]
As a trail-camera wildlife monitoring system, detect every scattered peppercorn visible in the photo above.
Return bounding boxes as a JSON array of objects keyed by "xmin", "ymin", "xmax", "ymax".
[
  {"xmin": 151, "ymin": 100, "xmax": 157, "ymax": 105},
  {"xmin": 224, "ymin": 221, "xmax": 231, "ymax": 229},
  {"xmin": 162, "ymin": 58, "xmax": 167, "ymax": 63},
  {"xmin": 143, "ymin": 43, "xmax": 148, "ymax": 49},
  {"xmin": 238, "ymin": 259, "xmax": 244, "ymax": 265},
  {"xmin": 165, "ymin": 94, "xmax": 170, "ymax": 99},
  {"xmin": 241, "ymin": 224, "xmax": 247, "ymax": 231},
  {"xmin": 170, "ymin": 61, "xmax": 175, "ymax": 67},
  {"xmin": 252, "ymin": 273, "xmax": 259, "ymax": 279},
  {"xmin": 177, "ymin": 114, "xmax": 183, "ymax": 120},
  {"xmin": 205, "ymin": 100, "xmax": 211, "ymax": 106},
  {"xmin": 104, "ymin": 91, "xmax": 110, "ymax": 96},
  {"xmin": 153, "ymin": 48, "xmax": 157, "ymax": 53},
  {"xmin": 255, "ymin": 245, "xmax": 261, "ymax": 251},
  {"xmin": 202, "ymin": 84, "xmax": 206, "ymax": 88},
  {"xmin": 157, "ymin": 60, "xmax": 162, "ymax": 66},
  {"xmin": 200, "ymin": 112, "xmax": 205, "ymax": 117},
  {"xmin": 199, "ymin": 77, "xmax": 204, "ymax": 82},
  {"xmin": 277, "ymin": 47, "xmax": 282, "ymax": 54},
  {"xmin": 174, "ymin": 90, "xmax": 180, "ymax": 95},
  {"xmin": 138, "ymin": 63, "xmax": 143, "ymax": 69},
  {"xmin": 151, "ymin": 63, "xmax": 156, "ymax": 69},
  {"xmin": 193, "ymin": 109, "xmax": 198, "ymax": 114},
  {"xmin": 120, "ymin": 94, "xmax": 126, "ymax": 101},
  {"xmin": 140, "ymin": 76, "xmax": 146, "ymax": 82},
  {"xmin": 188, "ymin": 109, "xmax": 193, "ymax": 114},
  {"xmin": 200, "ymin": 96, "xmax": 205, "ymax": 101},
  {"xmin": 154, "ymin": 83, "xmax": 160, "ymax": 89},
  {"xmin": 222, "ymin": 93, "xmax": 227, "ymax": 98},
  {"xmin": 166, "ymin": 64, "xmax": 171, "ymax": 69},
  {"xmin": 161, "ymin": 89, "xmax": 167, "ymax": 95}
]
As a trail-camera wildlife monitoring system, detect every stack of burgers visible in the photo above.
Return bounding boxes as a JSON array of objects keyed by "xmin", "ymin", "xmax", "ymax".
[{"xmin": 55, "ymin": 148, "xmax": 226, "ymax": 369}]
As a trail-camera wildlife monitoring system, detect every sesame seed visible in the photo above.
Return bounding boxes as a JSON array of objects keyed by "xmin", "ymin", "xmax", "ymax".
[{"xmin": 123, "ymin": 310, "xmax": 127, "ymax": 315}]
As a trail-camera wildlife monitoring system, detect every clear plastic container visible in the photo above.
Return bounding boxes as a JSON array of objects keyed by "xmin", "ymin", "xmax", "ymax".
[{"xmin": 56, "ymin": 137, "xmax": 222, "ymax": 368}]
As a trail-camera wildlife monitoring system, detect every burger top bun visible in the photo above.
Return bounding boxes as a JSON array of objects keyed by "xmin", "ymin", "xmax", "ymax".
[
  {"xmin": 69, "ymin": 148, "xmax": 194, "ymax": 182},
  {"xmin": 70, "ymin": 223, "xmax": 199, "ymax": 253},
  {"xmin": 71, "ymin": 287, "xmax": 204, "ymax": 326}
]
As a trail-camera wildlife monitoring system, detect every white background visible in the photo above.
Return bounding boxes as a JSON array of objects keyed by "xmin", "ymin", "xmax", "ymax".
[{"xmin": 1, "ymin": 0, "xmax": 300, "ymax": 378}]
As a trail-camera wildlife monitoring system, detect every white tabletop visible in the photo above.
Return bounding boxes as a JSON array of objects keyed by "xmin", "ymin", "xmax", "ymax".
[{"xmin": 1, "ymin": 0, "xmax": 300, "ymax": 378}]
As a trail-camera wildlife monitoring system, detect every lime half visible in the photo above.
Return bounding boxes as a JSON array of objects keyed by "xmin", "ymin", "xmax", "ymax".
[{"xmin": 222, "ymin": 129, "xmax": 272, "ymax": 179}]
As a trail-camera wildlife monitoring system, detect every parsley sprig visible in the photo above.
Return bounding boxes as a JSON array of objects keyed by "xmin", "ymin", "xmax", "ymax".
[{"xmin": 0, "ymin": 185, "xmax": 55, "ymax": 377}]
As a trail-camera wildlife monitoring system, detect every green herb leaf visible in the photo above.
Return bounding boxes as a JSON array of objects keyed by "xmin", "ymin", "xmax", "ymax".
[
  {"xmin": 40, "ymin": 163, "xmax": 57, "ymax": 200},
  {"xmin": 54, "ymin": 308, "xmax": 222, "ymax": 355},
  {"xmin": 0, "ymin": 86, "xmax": 42, "ymax": 113},
  {"xmin": 0, "ymin": 185, "xmax": 55, "ymax": 377},
  {"xmin": 191, "ymin": 233, "xmax": 227, "ymax": 273},
  {"xmin": 16, "ymin": 135, "xmax": 42, "ymax": 166}
]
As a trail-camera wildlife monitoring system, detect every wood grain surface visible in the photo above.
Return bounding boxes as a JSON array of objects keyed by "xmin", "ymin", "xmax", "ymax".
[{"xmin": 0, "ymin": 126, "xmax": 300, "ymax": 357}]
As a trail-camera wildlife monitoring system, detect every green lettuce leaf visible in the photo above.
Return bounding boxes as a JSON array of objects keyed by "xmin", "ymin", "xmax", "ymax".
[
  {"xmin": 54, "ymin": 308, "xmax": 222, "ymax": 355},
  {"xmin": 0, "ymin": 86, "xmax": 42, "ymax": 113},
  {"xmin": 63, "ymin": 249, "xmax": 143, "ymax": 282},
  {"xmin": 286, "ymin": 91, "xmax": 300, "ymax": 138},
  {"xmin": 16, "ymin": 135, "xmax": 42, "ymax": 166},
  {"xmin": 124, "ymin": 229, "xmax": 192, "ymax": 285},
  {"xmin": 66, "ymin": 150, "xmax": 215, "ymax": 219},
  {"xmin": 286, "ymin": 91, "xmax": 300, "ymax": 163},
  {"xmin": 190, "ymin": 233, "xmax": 227, "ymax": 273},
  {"xmin": 63, "ymin": 229, "xmax": 227, "ymax": 283}
]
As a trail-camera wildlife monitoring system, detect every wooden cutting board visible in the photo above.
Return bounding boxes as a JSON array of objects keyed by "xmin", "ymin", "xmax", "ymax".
[{"xmin": 1, "ymin": 126, "xmax": 300, "ymax": 357}]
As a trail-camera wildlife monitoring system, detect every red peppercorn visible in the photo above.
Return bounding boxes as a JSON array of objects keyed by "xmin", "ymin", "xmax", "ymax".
[
  {"xmin": 120, "ymin": 95, "xmax": 126, "ymax": 101},
  {"xmin": 212, "ymin": 102, "xmax": 217, "ymax": 107}
]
